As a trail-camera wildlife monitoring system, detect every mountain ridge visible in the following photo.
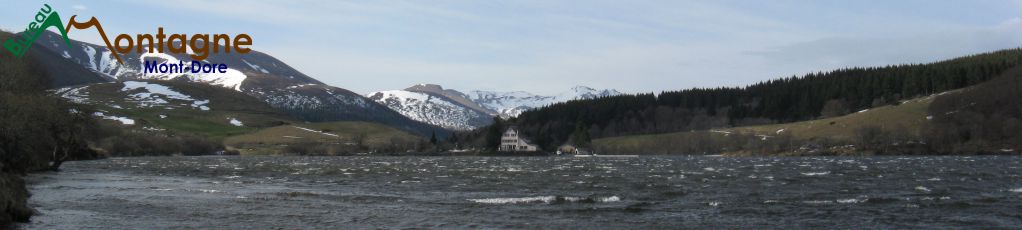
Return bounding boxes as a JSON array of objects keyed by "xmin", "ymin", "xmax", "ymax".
[
  {"xmin": 29, "ymin": 30, "xmax": 445, "ymax": 137},
  {"xmin": 366, "ymin": 84, "xmax": 621, "ymax": 130},
  {"xmin": 468, "ymin": 85, "xmax": 622, "ymax": 118}
]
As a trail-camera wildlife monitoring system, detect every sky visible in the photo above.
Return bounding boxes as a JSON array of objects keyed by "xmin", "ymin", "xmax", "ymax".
[{"xmin": 3, "ymin": 0, "xmax": 1022, "ymax": 95}]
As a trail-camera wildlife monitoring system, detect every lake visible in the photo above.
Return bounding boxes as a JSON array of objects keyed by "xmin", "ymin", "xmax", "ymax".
[{"xmin": 23, "ymin": 155, "xmax": 1022, "ymax": 229}]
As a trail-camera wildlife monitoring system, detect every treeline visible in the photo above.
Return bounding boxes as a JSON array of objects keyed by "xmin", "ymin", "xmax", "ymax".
[
  {"xmin": 594, "ymin": 130, "xmax": 799, "ymax": 155},
  {"xmin": 280, "ymin": 130, "xmax": 452, "ymax": 155},
  {"xmin": 511, "ymin": 48, "xmax": 1022, "ymax": 150},
  {"xmin": 593, "ymin": 126, "xmax": 927, "ymax": 156},
  {"xmin": 0, "ymin": 32, "xmax": 99, "ymax": 225},
  {"xmin": 279, "ymin": 137, "xmax": 436, "ymax": 156},
  {"xmin": 97, "ymin": 130, "xmax": 232, "ymax": 157},
  {"xmin": 447, "ymin": 117, "xmax": 507, "ymax": 152}
]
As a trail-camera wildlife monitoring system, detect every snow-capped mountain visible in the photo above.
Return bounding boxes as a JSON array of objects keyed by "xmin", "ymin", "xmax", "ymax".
[
  {"xmin": 32, "ymin": 30, "xmax": 442, "ymax": 136},
  {"xmin": 34, "ymin": 30, "xmax": 320, "ymax": 90},
  {"xmin": 470, "ymin": 86, "xmax": 622, "ymax": 118},
  {"xmin": 367, "ymin": 84, "xmax": 621, "ymax": 130},
  {"xmin": 366, "ymin": 85, "xmax": 493, "ymax": 130}
]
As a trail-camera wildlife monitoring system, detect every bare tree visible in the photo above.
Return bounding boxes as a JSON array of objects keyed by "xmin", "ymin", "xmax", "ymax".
[
  {"xmin": 352, "ymin": 131, "xmax": 368, "ymax": 150},
  {"xmin": 820, "ymin": 99, "xmax": 849, "ymax": 118}
]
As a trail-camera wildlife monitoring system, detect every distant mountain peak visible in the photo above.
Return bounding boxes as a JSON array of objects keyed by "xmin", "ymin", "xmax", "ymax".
[
  {"xmin": 571, "ymin": 85, "xmax": 595, "ymax": 91},
  {"xmin": 470, "ymin": 86, "xmax": 622, "ymax": 118},
  {"xmin": 405, "ymin": 83, "xmax": 447, "ymax": 92},
  {"xmin": 366, "ymin": 87, "xmax": 493, "ymax": 131},
  {"xmin": 367, "ymin": 84, "xmax": 622, "ymax": 128}
]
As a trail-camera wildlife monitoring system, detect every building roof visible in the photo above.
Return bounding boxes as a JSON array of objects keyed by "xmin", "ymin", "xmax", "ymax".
[{"xmin": 503, "ymin": 127, "xmax": 537, "ymax": 146}]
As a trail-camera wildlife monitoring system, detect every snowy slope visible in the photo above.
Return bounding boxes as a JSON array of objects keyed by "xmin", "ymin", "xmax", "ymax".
[
  {"xmin": 469, "ymin": 86, "xmax": 622, "ymax": 118},
  {"xmin": 366, "ymin": 89, "xmax": 493, "ymax": 130},
  {"xmin": 366, "ymin": 85, "xmax": 621, "ymax": 130},
  {"xmin": 56, "ymin": 81, "xmax": 211, "ymax": 111}
]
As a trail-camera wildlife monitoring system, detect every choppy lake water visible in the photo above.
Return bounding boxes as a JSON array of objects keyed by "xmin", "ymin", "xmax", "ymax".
[{"xmin": 22, "ymin": 156, "xmax": 1022, "ymax": 229}]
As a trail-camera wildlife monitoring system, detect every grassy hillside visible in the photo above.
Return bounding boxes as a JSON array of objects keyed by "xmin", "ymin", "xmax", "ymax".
[
  {"xmin": 56, "ymin": 80, "xmax": 293, "ymax": 137},
  {"xmin": 55, "ymin": 80, "xmax": 430, "ymax": 155},
  {"xmin": 722, "ymin": 93, "xmax": 936, "ymax": 142},
  {"xmin": 53, "ymin": 79, "xmax": 433, "ymax": 155},
  {"xmin": 224, "ymin": 121, "xmax": 423, "ymax": 155},
  {"xmin": 593, "ymin": 92, "xmax": 942, "ymax": 154}
]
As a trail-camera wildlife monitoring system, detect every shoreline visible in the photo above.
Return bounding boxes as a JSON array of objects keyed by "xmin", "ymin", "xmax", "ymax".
[
  {"xmin": 0, "ymin": 172, "xmax": 31, "ymax": 227},
  {"xmin": 66, "ymin": 151, "xmax": 1022, "ymax": 159}
]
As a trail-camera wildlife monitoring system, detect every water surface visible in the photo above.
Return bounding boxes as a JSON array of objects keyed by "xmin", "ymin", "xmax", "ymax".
[{"xmin": 24, "ymin": 156, "xmax": 1022, "ymax": 229}]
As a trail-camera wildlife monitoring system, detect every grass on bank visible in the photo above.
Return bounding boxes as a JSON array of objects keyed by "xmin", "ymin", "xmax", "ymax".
[
  {"xmin": 223, "ymin": 121, "xmax": 423, "ymax": 155},
  {"xmin": 594, "ymin": 93, "xmax": 939, "ymax": 153}
]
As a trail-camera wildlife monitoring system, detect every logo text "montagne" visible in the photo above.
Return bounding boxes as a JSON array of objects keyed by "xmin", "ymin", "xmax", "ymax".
[{"xmin": 2, "ymin": 3, "xmax": 253, "ymax": 75}]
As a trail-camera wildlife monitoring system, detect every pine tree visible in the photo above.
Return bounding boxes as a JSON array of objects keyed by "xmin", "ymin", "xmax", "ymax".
[
  {"xmin": 571, "ymin": 122, "xmax": 591, "ymax": 148},
  {"xmin": 429, "ymin": 130, "xmax": 437, "ymax": 145},
  {"xmin": 485, "ymin": 117, "xmax": 503, "ymax": 151}
]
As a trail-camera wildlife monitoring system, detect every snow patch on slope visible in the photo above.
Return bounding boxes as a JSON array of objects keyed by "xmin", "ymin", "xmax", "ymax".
[
  {"xmin": 98, "ymin": 51, "xmax": 122, "ymax": 77},
  {"xmin": 54, "ymin": 85, "xmax": 91, "ymax": 103},
  {"xmin": 120, "ymin": 81, "xmax": 210, "ymax": 110},
  {"xmin": 82, "ymin": 45, "xmax": 97, "ymax": 71},
  {"xmin": 228, "ymin": 118, "xmax": 244, "ymax": 126},
  {"xmin": 293, "ymin": 126, "xmax": 338, "ymax": 137},
  {"xmin": 192, "ymin": 100, "xmax": 210, "ymax": 111},
  {"xmin": 93, "ymin": 112, "xmax": 135, "ymax": 125},
  {"xmin": 122, "ymin": 81, "xmax": 193, "ymax": 101},
  {"xmin": 138, "ymin": 52, "xmax": 247, "ymax": 91},
  {"xmin": 242, "ymin": 59, "xmax": 270, "ymax": 74}
]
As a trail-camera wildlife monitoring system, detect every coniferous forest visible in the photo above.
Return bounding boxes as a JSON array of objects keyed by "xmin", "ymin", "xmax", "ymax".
[{"xmin": 505, "ymin": 48, "xmax": 1022, "ymax": 150}]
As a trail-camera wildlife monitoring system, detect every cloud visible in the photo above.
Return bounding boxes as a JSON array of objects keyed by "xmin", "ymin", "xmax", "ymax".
[
  {"xmin": 116, "ymin": 0, "xmax": 477, "ymax": 27},
  {"xmin": 85, "ymin": 1, "xmax": 1022, "ymax": 95},
  {"xmin": 225, "ymin": 1, "xmax": 816, "ymax": 94},
  {"xmin": 268, "ymin": 38, "xmax": 763, "ymax": 95},
  {"xmin": 72, "ymin": 4, "xmax": 87, "ymax": 11},
  {"xmin": 748, "ymin": 18, "xmax": 1022, "ymax": 75}
]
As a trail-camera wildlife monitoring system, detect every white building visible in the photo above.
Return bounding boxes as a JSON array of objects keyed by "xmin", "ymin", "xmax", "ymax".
[{"xmin": 499, "ymin": 126, "xmax": 539, "ymax": 152}]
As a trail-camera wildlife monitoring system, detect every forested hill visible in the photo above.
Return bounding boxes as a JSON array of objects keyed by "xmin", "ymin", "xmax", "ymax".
[{"xmin": 511, "ymin": 48, "xmax": 1022, "ymax": 149}]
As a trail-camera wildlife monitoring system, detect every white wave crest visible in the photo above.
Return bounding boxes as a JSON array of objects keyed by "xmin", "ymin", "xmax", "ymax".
[
  {"xmin": 468, "ymin": 195, "xmax": 621, "ymax": 204},
  {"xmin": 801, "ymin": 171, "xmax": 830, "ymax": 176}
]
